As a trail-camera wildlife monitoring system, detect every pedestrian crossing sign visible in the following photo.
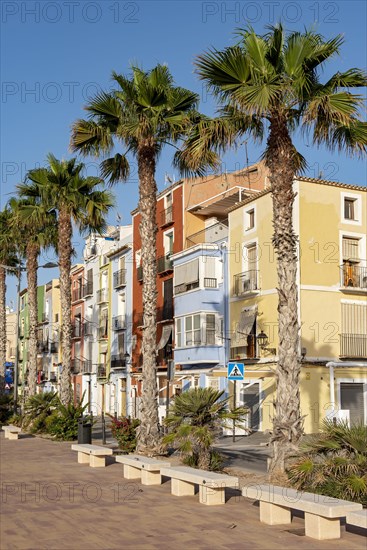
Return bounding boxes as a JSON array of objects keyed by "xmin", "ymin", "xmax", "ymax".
[{"xmin": 227, "ymin": 362, "xmax": 245, "ymax": 380}]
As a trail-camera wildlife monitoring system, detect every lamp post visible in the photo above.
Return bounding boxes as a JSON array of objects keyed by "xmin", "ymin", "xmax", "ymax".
[{"xmin": 1, "ymin": 261, "xmax": 58, "ymax": 412}]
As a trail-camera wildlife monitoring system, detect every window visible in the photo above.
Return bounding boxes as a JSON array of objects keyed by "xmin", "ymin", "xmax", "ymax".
[
  {"xmin": 135, "ymin": 249, "xmax": 141, "ymax": 266},
  {"xmin": 344, "ymin": 198, "xmax": 356, "ymax": 220},
  {"xmin": 340, "ymin": 302, "xmax": 367, "ymax": 358},
  {"xmin": 247, "ymin": 209, "xmax": 255, "ymax": 230},
  {"xmin": 55, "ymin": 313, "xmax": 59, "ymax": 323},
  {"xmin": 174, "ymin": 259, "xmax": 199, "ymax": 294},
  {"xmin": 185, "ymin": 314, "xmax": 201, "ymax": 346},
  {"xmin": 176, "ymin": 318, "xmax": 182, "ymax": 347},
  {"xmin": 164, "ymin": 230, "xmax": 174, "ymax": 256},
  {"xmin": 205, "ymin": 314, "xmax": 216, "ymax": 345},
  {"xmin": 119, "ymin": 256, "xmax": 126, "ymax": 270},
  {"xmin": 342, "ymin": 237, "xmax": 360, "ymax": 263}
]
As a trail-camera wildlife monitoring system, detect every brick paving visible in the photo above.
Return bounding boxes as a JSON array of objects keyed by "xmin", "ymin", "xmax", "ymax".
[{"xmin": 0, "ymin": 434, "xmax": 365, "ymax": 550}]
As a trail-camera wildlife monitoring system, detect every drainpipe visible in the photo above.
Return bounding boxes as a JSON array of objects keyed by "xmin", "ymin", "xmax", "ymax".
[{"xmin": 326, "ymin": 361, "xmax": 367, "ymax": 415}]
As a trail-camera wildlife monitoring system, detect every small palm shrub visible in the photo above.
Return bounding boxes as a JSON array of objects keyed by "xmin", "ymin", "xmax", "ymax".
[
  {"xmin": 287, "ymin": 419, "xmax": 367, "ymax": 506},
  {"xmin": 164, "ymin": 387, "xmax": 248, "ymax": 470},
  {"xmin": 0, "ymin": 394, "xmax": 13, "ymax": 424},
  {"xmin": 109, "ymin": 416, "xmax": 140, "ymax": 453},
  {"xmin": 23, "ymin": 392, "xmax": 58, "ymax": 433},
  {"xmin": 46, "ymin": 400, "xmax": 90, "ymax": 441}
]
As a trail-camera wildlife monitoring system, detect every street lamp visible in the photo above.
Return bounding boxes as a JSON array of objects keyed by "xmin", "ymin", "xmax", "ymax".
[
  {"xmin": 256, "ymin": 331, "xmax": 276, "ymax": 355},
  {"xmin": 2, "ymin": 261, "xmax": 58, "ymax": 412}
]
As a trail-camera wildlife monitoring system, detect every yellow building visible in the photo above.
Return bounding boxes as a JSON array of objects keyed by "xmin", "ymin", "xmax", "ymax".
[{"xmin": 227, "ymin": 177, "xmax": 367, "ymax": 434}]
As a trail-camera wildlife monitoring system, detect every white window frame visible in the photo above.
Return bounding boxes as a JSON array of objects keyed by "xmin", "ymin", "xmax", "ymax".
[
  {"xmin": 336, "ymin": 378, "xmax": 367, "ymax": 425},
  {"xmin": 341, "ymin": 192, "xmax": 362, "ymax": 226},
  {"xmin": 244, "ymin": 204, "xmax": 257, "ymax": 234},
  {"xmin": 163, "ymin": 228, "xmax": 174, "ymax": 256},
  {"xmin": 339, "ymin": 230, "xmax": 366, "ymax": 268},
  {"xmin": 175, "ymin": 312, "xmax": 220, "ymax": 348}
]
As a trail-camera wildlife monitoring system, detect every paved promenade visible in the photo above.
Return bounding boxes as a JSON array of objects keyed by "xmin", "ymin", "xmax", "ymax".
[{"xmin": 0, "ymin": 434, "xmax": 365, "ymax": 550}]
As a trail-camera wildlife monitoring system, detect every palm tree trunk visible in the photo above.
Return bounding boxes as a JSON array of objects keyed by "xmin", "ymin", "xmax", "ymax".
[
  {"xmin": 266, "ymin": 115, "xmax": 304, "ymax": 475},
  {"xmin": 0, "ymin": 267, "xmax": 7, "ymax": 394},
  {"xmin": 27, "ymin": 243, "xmax": 39, "ymax": 397},
  {"xmin": 59, "ymin": 207, "xmax": 72, "ymax": 405},
  {"xmin": 135, "ymin": 141, "xmax": 161, "ymax": 454}
]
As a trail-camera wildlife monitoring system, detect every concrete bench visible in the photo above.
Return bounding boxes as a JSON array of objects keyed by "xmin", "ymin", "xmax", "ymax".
[
  {"xmin": 347, "ymin": 509, "xmax": 367, "ymax": 530},
  {"xmin": 115, "ymin": 455, "xmax": 170, "ymax": 485},
  {"xmin": 161, "ymin": 466, "xmax": 239, "ymax": 506},
  {"xmin": 242, "ymin": 484, "xmax": 362, "ymax": 540},
  {"xmin": 71, "ymin": 444, "xmax": 113, "ymax": 468},
  {"xmin": 2, "ymin": 425, "xmax": 22, "ymax": 440}
]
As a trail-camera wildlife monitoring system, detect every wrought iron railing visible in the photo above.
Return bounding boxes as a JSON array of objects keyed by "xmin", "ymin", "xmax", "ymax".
[
  {"xmin": 233, "ymin": 270, "xmax": 259, "ymax": 295},
  {"xmin": 157, "ymin": 255, "xmax": 173, "ymax": 274},
  {"xmin": 113, "ymin": 269, "xmax": 127, "ymax": 288},
  {"xmin": 97, "ymin": 289, "xmax": 109, "ymax": 303},
  {"xmin": 186, "ymin": 221, "xmax": 228, "ymax": 247},
  {"xmin": 112, "ymin": 315, "xmax": 126, "ymax": 331},
  {"xmin": 111, "ymin": 355, "xmax": 127, "ymax": 369},
  {"xmin": 340, "ymin": 333, "xmax": 367, "ymax": 358},
  {"xmin": 161, "ymin": 206, "xmax": 173, "ymax": 226},
  {"xmin": 83, "ymin": 282, "xmax": 93, "ymax": 298},
  {"xmin": 204, "ymin": 277, "xmax": 217, "ymax": 288},
  {"xmin": 340, "ymin": 264, "xmax": 367, "ymax": 290}
]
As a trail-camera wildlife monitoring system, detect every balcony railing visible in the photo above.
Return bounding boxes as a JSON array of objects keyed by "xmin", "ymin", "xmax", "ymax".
[
  {"xmin": 233, "ymin": 270, "xmax": 259, "ymax": 296},
  {"xmin": 81, "ymin": 360, "xmax": 93, "ymax": 374},
  {"xmin": 113, "ymin": 269, "xmax": 127, "ymax": 288},
  {"xmin": 186, "ymin": 221, "xmax": 228, "ymax": 247},
  {"xmin": 161, "ymin": 206, "xmax": 173, "ymax": 227},
  {"xmin": 83, "ymin": 321, "xmax": 94, "ymax": 336},
  {"xmin": 112, "ymin": 315, "xmax": 126, "ymax": 331},
  {"xmin": 97, "ymin": 289, "xmax": 109, "ymax": 304},
  {"xmin": 157, "ymin": 304, "xmax": 173, "ymax": 322},
  {"xmin": 72, "ymin": 287, "xmax": 84, "ymax": 302},
  {"xmin": 99, "ymin": 318, "xmax": 108, "ymax": 339},
  {"xmin": 137, "ymin": 265, "xmax": 143, "ymax": 281},
  {"xmin": 97, "ymin": 364, "xmax": 107, "ymax": 378},
  {"xmin": 72, "ymin": 322, "xmax": 82, "ymax": 339},
  {"xmin": 157, "ymin": 255, "xmax": 173, "ymax": 274},
  {"xmin": 204, "ymin": 277, "xmax": 217, "ymax": 288},
  {"xmin": 83, "ymin": 282, "xmax": 93, "ymax": 298},
  {"xmin": 340, "ymin": 333, "xmax": 367, "ymax": 358},
  {"xmin": 340, "ymin": 264, "xmax": 367, "ymax": 290},
  {"xmin": 37, "ymin": 341, "xmax": 49, "ymax": 353},
  {"xmin": 111, "ymin": 355, "xmax": 127, "ymax": 369},
  {"xmin": 71, "ymin": 358, "xmax": 81, "ymax": 374},
  {"xmin": 50, "ymin": 342, "xmax": 58, "ymax": 354}
]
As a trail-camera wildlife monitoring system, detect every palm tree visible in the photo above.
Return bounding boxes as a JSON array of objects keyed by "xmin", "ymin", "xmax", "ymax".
[
  {"xmin": 178, "ymin": 25, "xmax": 367, "ymax": 473},
  {"xmin": 70, "ymin": 65, "xmax": 210, "ymax": 453},
  {"xmin": 9, "ymin": 196, "xmax": 57, "ymax": 397},
  {"xmin": 164, "ymin": 387, "xmax": 248, "ymax": 470},
  {"xmin": 0, "ymin": 207, "xmax": 20, "ymax": 393},
  {"xmin": 18, "ymin": 155, "xmax": 114, "ymax": 405}
]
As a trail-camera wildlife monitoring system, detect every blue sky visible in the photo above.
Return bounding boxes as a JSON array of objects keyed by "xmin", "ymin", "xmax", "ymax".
[{"xmin": 1, "ymin": 0, "xmax": 366, "ymax": 304}]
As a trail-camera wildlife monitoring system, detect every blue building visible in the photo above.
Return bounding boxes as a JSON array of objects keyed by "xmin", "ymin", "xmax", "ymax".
[{"xmin": 172, "ymin": 227, "xmax": 230, "ymax": 395}]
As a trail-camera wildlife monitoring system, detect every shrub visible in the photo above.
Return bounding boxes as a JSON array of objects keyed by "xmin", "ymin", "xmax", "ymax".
[
  {"xmin": 109, "ymin": 416, "xmax": 140, "ymax": 453},
  {"xmin": 46, "ymin": 399, "xmax": 90, "ymax": 441},
  {"xmin": 163, "ymin": 387, "xmax": 248, "ymax": 470},
  {"xmin": 0, "ymin": 394, "xmax": 13, "ymax": 424},
  {"xmin": 287, "ymin": 419, "xmax": 367, "ymax": 506},
  {"xmin": 23, "ymin": 392, "xmax": 58, "ymax": 433}
]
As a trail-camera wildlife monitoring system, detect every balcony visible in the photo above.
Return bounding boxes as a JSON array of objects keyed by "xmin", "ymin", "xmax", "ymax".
[
  {"xmin": 37, "ymin": 341, "xmax": 49, "ymax": 353},
  {"xmin": 137, "ymin": 265, "xmax": 143, "ymax": 282},
  {"xmin": 71, "ymin": 322, "xmax": 82, "ymax": 339},
  {"xmin": 233, "ymin": 270, "xmax": 259, "ymax": 296},
  {"xmin": 160, "ymin": 206, "xmax": 174, "ymax": 227},
  {"xmin": 97, "ymin": 289, "xmax": 109, "ymax": 304},
  {"xmin": 83, "ymin": 321, "xmax": 94, "ymax": 336},
  {"xmin": 83, "ymin": 282, "xmax": 93, "ymax": 298},
  {"xmin": 112, "ymin": 315, "xmax": 126, "ymax": 331},
  {"xmin": 111, "ymin": 355, "xmax": 127, "ymax": 369},
  {"xmin": 340, "ymin": 334, "xmax": 367, "ymax": 359},
  {"xmin": 81, "ymin": 360, "xmax": 93, "ymax": 374},
  {"xmin": 71, "ymin": 358, "xmax": 81, "ymax": 374},
  {"xmin": 113, "ymin": 269, "xmax": 127, "ymax": 288},
  {"xmin": 340, "ymin": 264, "xmax": 367, "ymax": 292},
  {"xmin": 157, "ymin": 304, "xmax": 173, "ymax": 322},
  {"xmin": 186, "ymin": 221, "xmax": 228, "ymax": 247},
  {"xmin": 157, "ymin": 255, "xmax": 173, "ymax": 275},
  {"xmin": 99, "ymin": 320, "xmax": 108, "ymax": 339},
  {"xmin": 50, "ymin": 342, "xmax": 58, "ymax": 354},
  {"xmin": 72, "ymin": 287, "xmax": 84, "ymax": 302},
  {"xmin": 97, "ymin": 364, "xmax": 107, "ymax": 378},
  {"xmin": 39, "ymin": 312, "xmax": 49, "ymax": 324}
]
